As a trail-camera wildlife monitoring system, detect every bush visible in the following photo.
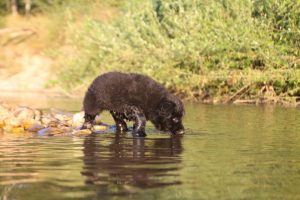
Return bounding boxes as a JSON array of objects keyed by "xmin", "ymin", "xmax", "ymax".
[
  {"xmin": 54, "ymin": 0, "xmax": 299, "ymax": 99},
  {"xmin": 252, "ymin": 0, "xmax": 300, "ymax": 56}
]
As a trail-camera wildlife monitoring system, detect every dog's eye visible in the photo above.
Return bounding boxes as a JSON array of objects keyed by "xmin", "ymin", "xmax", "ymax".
[{"xmin": 172, "ymin": 118, "xmax": 179, "ymax": 123}]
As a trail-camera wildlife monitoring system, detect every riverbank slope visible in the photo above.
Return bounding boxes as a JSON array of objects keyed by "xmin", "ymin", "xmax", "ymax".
[{"xmin": 0, "ymin": 0, "xmax": 299, "ymax": 106}]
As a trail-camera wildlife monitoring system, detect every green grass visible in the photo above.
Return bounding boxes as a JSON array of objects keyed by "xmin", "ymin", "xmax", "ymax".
[{"xmin": 26, "ymin": 0, "xmax": 300, "ymax": 104}]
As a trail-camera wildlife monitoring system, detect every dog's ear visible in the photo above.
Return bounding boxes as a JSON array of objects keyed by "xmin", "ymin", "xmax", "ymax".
[{"xmin": 158, "ymin": 99, "xmax": 175, "ymax": 118}]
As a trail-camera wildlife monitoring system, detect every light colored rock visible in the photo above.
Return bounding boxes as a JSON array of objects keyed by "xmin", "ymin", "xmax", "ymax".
[
  {"xmin": 72, "ymin": 129, "xmax": 92, "ymax": 136},
  {"xmin": 56, "ymin": 125, "xmax": 72, "ymax": 132},
  {"xmin": 94, "ymin": 115, "xmax": 102, "ymax": 125},
  {"xmin": 0, "ymin": 105, "xmax": 10, "ymax": 118},
  {"xmin": 34, "ymin": 109, "xmax": 42, "ymax": 121},
  {"xmin": 3, "ymin": 126, "xmax": 13, "ymax": 132},
  {"xmin": 21, "ymin": 119, "xmax": 36, "ymax": 129},
  {"xmin": 14, "ymin": 107, "xmax": 35, "ymax": 120},
  {"xmin": 72, "ymin": 111, "xmax": 85, "ymax": 129},
  {"xmin": 41, "ymin": 116, "xmax": 51, "ymax": 126},
  {"xmin": 11, "ymin": 127, "xmax": 25, "ymax": 134},
  {"xmin": 41, "ymin": 116, "xmax": 59, "ymax": 127},
  {"xmin": 92, "ymin": 125, "xmax": 108, "ymax": 132},
  {"xmin": 50, "ymin": 127, "xmax": 68, "ymax": 135},
  {"xmin": 51, "ymin": 111, "xmax": 73, "ymax": 127},
  {"xmin": 54, "ymin": 113, "xmax": 72, "ymax": 122},
  {"xmin": 4, "ymin": 117, "xmax": 22, "ymax": 127}
]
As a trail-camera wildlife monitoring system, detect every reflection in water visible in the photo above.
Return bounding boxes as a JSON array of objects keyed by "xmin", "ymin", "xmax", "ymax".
[
  {"xmin": 81, "ymin": 134, "xmax": 183, "ymax": 196},
  {"xmin": 0, "ymin": 103, "xmax": 300, "ymax": 200}
]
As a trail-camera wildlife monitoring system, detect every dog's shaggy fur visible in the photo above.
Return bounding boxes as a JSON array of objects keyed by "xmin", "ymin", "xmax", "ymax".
[{"xmin": 82, "ymin": 72, "xmax": 184, "ymax": 136}]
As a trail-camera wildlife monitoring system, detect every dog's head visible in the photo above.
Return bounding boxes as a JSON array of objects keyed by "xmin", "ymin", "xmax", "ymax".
[{"xmin": 152, "ymin": 95, "xmax": 185, "ymax": 134}]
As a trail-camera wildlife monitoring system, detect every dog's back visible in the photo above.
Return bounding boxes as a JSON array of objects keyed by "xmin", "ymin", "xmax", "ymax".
[{"xmin": 86, "ymin": 72, "xmax": 168, "ymax": 114}]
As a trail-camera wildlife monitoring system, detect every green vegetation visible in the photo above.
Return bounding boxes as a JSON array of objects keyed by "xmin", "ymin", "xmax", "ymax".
[{"xmin": 1, "ymin": 0, "xmax": 300, "ymax": 104}]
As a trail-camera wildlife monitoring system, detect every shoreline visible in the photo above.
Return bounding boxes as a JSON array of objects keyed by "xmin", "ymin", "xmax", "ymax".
[{"xmin": 0, "ymin": 90, "xmax": 299, "ymax": 108}]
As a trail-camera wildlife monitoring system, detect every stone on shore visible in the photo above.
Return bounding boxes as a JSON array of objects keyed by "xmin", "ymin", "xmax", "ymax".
[{"xmin": 0, "ymin": 103, "xmax": 110, "ymax": 136}]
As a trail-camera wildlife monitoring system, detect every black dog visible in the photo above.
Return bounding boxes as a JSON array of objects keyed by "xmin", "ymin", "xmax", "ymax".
[{"xmin": 82, "ymin": 72, "xmax": 184, "ymax": 137}]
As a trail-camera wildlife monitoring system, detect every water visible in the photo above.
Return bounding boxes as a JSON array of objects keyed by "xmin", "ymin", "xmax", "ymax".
[{"xmin": 0, "ymin": 98, "xmax": 300, "ymax": 200}]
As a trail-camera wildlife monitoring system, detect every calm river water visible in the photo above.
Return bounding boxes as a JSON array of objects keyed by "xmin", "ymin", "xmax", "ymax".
[{"xmin": 0, "ymin": 96, "xmax": 300, "ymax": 200}]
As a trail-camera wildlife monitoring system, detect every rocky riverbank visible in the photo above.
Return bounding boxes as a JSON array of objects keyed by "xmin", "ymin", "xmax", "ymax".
[{"xmin": 0, "ymin": 102, "xmax": 108, "ymax": 137}]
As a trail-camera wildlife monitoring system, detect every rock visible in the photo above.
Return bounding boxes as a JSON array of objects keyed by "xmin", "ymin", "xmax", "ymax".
[
  {"xmin": 41, "ymin": 116, "xmax": 60, "ymax": 127},
  {"xmin": 41, "ymin": 116, "xmax": 52, "ymax": 126},
  {"xmin": 4, "ymin": 117, "xmax": 22, "ymax": 127},
  {"xmin": 26, "ymin": 123, "xmax": 45, "ymax": 132},
  {"xmin": 51, "ymin": 109, "xmax": 72, "ymax": 121},
  {"xmin": 54, "ymin": 113, "xmax": 69, "ymax": 121},
  {"xmin": 56, "ymin": 125, "xmax": 72, "ymax": 133},
  {"xmin": 92, "ymin": 125, "xmax": 108, "ymax": 132},
  {"xmin": 66, "ymin": 118, "xmax": 73, "ymax": 127},
  {"xmin": 50, "ymin": 127, "xmax": 67, "ymax": 135},
  {"xmin": 13, "ymin": 107, "xmax": 35, "ymax": 120},
  {"xmin": 0, "ymin": 103, "xmax": 109, "ymax": 136},
  {"xmin": 0, "ymin": 105, "xmax": 10, "ymax": 118},
  {"xmin": 3, "ymin": 126, "xmax": 13, "ymax": 132},
  {"xmin": 21, "ymin": 119, "xmax": 36, "ymax": 129},
  {"xmin": 72, "ymin": 129, "xmax": 92, "ymax": 136},
  {"xmin": 37, "ymin": 127, "xmax": 66, "ymax": 136},
  {"xmin": 34, "ymin": 110, "xmax": 42, "ymax": 121},
  {"xmin": 0, "ymin": 120, "xmax": 4, "ymax": 129},
  {"xmin": 94, "ymin": 115, "xmax": 102, "ymax": 125},
  {"xmin": 72, "ymin": 112, "xmax": 85, "ymax": 129},
  {"xmin": 37, "ymin": 128, "xmax": 51, "ymax": 136},
  {"xmin": 11, "ymin": 127, "xmax": 25, "ymax": 134}
]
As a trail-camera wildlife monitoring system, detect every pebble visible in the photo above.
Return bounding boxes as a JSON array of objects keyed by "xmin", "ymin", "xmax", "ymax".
[
  {"xmin": 92, "ymin": 125, "xmax": 108, "ymax": 132},
  {"xmin": 72, "ymin": 129, "xmax": 92, "ymax": 136},
  {"xmin": 37, "ymin": 127, "xmax": 66, "ymax": 136},
  {"xmin": 26, "ymin": 123, "xmax": 45, "ymax": 132}
]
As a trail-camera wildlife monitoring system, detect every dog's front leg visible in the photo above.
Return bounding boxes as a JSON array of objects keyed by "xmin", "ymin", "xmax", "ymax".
[
  {"xmin": 125, "ymin": 106, "xmax": 146, "ymax": 137},
  {"xmin": 110, "ymin": 111, "xmax": 128, "ymax": 132},
  {"xmin": 133, "ymin": 111, "xmax": 146, "ymax": 137}
]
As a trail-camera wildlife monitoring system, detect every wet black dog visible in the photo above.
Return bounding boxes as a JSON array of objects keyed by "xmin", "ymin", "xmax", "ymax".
[{"xmin": 82, "ymin": 72, "xmax": 184, "ymax": 137}]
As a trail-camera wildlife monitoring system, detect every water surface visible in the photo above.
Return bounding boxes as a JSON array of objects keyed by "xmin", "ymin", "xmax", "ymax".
[{"xmin": 0, "ymin": 98, "xmax": 300, "ymax": 199}]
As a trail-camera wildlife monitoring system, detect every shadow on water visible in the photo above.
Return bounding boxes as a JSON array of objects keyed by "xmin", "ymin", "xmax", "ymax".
[{"xmin": 81, "ymin": 133, "xmax": 183, "ymax": 197}]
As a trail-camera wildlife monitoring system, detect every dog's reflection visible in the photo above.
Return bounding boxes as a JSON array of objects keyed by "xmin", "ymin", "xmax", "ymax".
[{"xmin": 81, "ymin": 133, "xmax": 183, "ymax": 191}]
